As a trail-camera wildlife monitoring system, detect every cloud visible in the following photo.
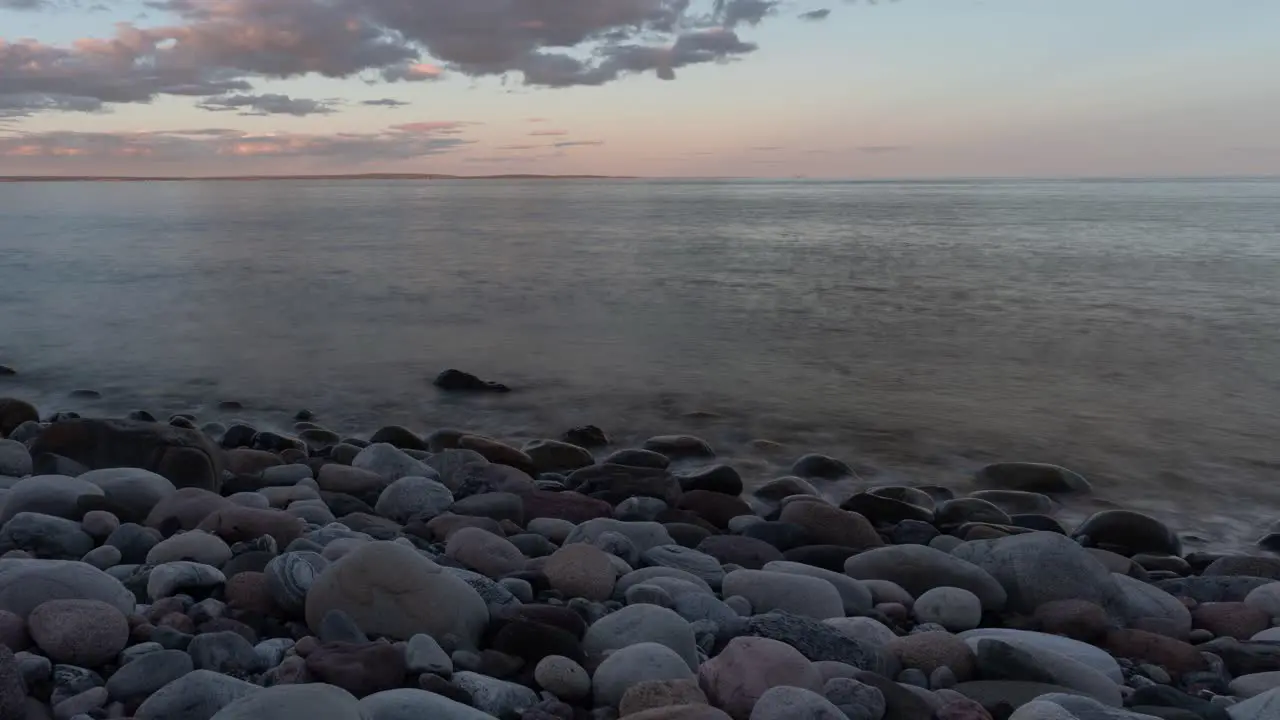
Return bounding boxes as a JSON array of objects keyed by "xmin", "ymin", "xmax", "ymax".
[
  {"xmin": 361, "ymin": 98, "xmax": 409, "ymax": 107},
  {"xmin": 553, "ymin": 140, "xmax": 603, "ymax": 148},
  {"xmin": 497, "ymin": 144, "xmax": 539, "ymax": 151},
  {"xmin": 799, "ymin": 9, "xmax": 831, "ymax": 21},
  {"xmin": 197, "ymin": 93, "xmax": 337, "ymax": 116},
  {"xmin": 529, "ymin": 129, "xmax": 568, "ymax": 136},
  {"xmin": 0, "ymin": 123, "xmax": 474, "ymax": 166},
  {"xmin": 526, "ymin": 117, "xmax": 549, "ymax": 123},
  {"xmin": 2, "ymin": 0, "xmax": 799, "ymax": 117},
  {"xmin": 859, "ymin": 145, "xmax": 910, "ymax": 153},
  {"xmin": 751, "ymin": 145, "xmax": 781, "ymax": 151}
]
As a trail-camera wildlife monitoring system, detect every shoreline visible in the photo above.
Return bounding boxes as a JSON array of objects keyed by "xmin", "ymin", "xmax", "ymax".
[{"xmin": 2, "ymin": 389, "xmax": 1280, "ymax": 717}]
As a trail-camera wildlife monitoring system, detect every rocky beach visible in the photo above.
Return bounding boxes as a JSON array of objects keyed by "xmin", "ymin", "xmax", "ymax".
[{"xmin": 2, "ymin": 383, "xmax": 1280, "ymax": 720}]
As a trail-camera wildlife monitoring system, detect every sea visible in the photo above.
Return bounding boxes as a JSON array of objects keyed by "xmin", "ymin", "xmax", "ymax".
[{"xmin": 1, "ymin": 178, "xmax": 1278, "ymax": 550}]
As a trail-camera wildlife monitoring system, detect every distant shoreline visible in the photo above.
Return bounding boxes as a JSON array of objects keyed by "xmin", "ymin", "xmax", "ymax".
[{"xmin": 0, "ymin": 173, "xmax": 632, "ymax": 183}]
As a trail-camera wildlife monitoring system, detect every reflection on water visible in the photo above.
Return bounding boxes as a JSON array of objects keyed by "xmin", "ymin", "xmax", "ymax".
[{"xmin": 2, "ymin": 178, "xmax": 1279, "ymax": 548}]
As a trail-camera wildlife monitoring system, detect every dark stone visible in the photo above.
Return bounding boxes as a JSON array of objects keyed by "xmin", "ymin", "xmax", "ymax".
[
  {"xmin": 1154, "ymin": 576, "xmax": 1274, "ymax": 603},
  {"xmin": 490, "ymin": 620, "xmax": 585, "ymax": 664},
  {"xmin": 696, "ymin": 535, "xmax": 784, "ymax": 569},
  {"xmin": 562, "ymin": 426, "xmax": 609, "ymax": 448},
  {"xmin": 1203, "ymin": 555, "xmax": 1280, "ymax": 580},
  {"xmin": 495, "ymin": 605, "xmax": 588, "ymax": 639},
  {"xmin": 30, "ymin": 418, "xmax": 224, "ymax": 492},
  {"xmin": 664, "ymin": 522, "xmax": 714, "ymax": 549},
  {"xmin": 451, "ymin": 492, "xmax": 524, "ymax": 525},
  {"xmin": 294, "ymin": 409, "xmax": 315, "ymax": 421},
  {"xmin": 1129, "ymin": 685, "xmax": 1231, "ymax": 720},
  {"xmin": 218, "ymin": 401, "xmax": 244, "ymax": 411},
  {"xmin": 973, "ymin": 463, "xmax": 1092, "ymax": 494},
  {"xmin": 221, "ymin": 550, "xmax": 277, "ymax": 578},
  {"xmin": 935, "ymin": 498, "xmax": 1011, "ymax": 527},
  {"xmin": 790, "ymin": 454, "xmax": 855, "ymax": 480},
  {"xmin": 0, "ymin": 394, "xmax": 40, "ymax": 435},
  {"xmin": 517, "ymin": 490, "xmax": 612, "ymax": 524},
  {"xmin": 840, "ymin": 493, "xmax": 934, "ymax": 525},
  {"xmin": 507, "ymin": 534, "xmax": 557, "ymax": 558},
  {"xmin": 419, "ymin": 673, "xmax": 473, "ymax": 705},
  {"xmin": 198, "ymin": 618, "xmax": 258, "ymax": 645},
  {"xmin": 1197, "ymin": 638, "xmax": 1280, "ymax": 676},
  {"xmin": 889, "ymin": 520, "xmax": 939, "ymax": 545},
  {"xmin": 299, "ymin": 429, "xmax": 342, "ymax": 451},
  {"xmin": 741, "ymin": 612, "xmax": 897, "ymax": 675},
  {"xmin": 221, "ymin": 423, "xmax": 257, "ymax": 449},
  {"xmin": 1009, "ymin": 514, "xmax": 1068, "ymax": 534},
  {"xmin": 69, "ymin": 389, "xmax": 101, "ymax": 399},
  {"xmin": 368, "ymin": 425, "xmax": 427, "ymax": 452},
  {"xmin": 320, "ymin": 491, "xmax": 376, "ymax": 518},
  {"xmin": 187, "ymin": 630, "xmax": 262, "ymax": 675},
  {"xmin": 126, "ymin": 410, "xmax": 157, "ymax": 423},
  {"xmin": 305, "ymin": 641, "xmax": 407, "ymax": 697},
  {"xmin": 319, "ymin": 609, "xmax": 369, "ymax": 644},
  {"xmin": 251, "ymin": 431, "xmax": 305, "ymax": 454},
  {"xmin": 655, "ymin": 508, "xmax": 719, "ymax": 534},
  {"xmin": 741, "ymin": 521, "xmax": 812, "ymax": 551},
  {"xmin": 1072, "ymin": 510, "xmax": 1182, "ymax": 556},
  {"xmin": 0, "ymin": 646, "xmax": 24, "ymax": 720},
  {"xmin": 434, "ymin": 369, "xmax": 510, "ymax": 393},
  {"xmin": 106, "ymin": 523, "xmax": 162, "ymax": 564},
  {"xmin": 782, "ymin": 545, "xmax": 862, "ymax": 573},
  {"xmin": 32, "ymin": 452, "xmax": 91, "ymax": 477},
  {"xmin": 568, "ymin": 464, "xmax": 682, "ymax": 506},
  {"xmin": 853, "ymin": 670, "xmax": 934, "ymax": 720},
  {"xmin": 676, "ymin": 490, "xmax": 751, "ymax": 529},
  {"xmin": 602, "ymin": 449, "xmax": 670, "ymax": 469},
  {"xmin": 170, "ymin": 416, "xmax": 197, "ymax": 429},
  {"xmin": 676, "ymin": 465, "xmax": 743, "ymax": 496}
]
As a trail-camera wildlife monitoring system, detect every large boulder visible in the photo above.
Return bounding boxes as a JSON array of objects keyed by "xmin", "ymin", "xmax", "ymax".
[
  {"xmin": 524, "ymin": 439, "xmax": 595, "ymax": 473},
  {"xmin": 0, "ymin": 398, "xmax": 39, "ymax": 438},
  {"xmin": 0, "ymin": 512, "xmax": 95, "ymax": 558},
  {"xmin": 0, "ymin": 475, "xmax": 104, "ymax": 523},
  {"xmin": 30, "ymin": 418, "xmax": 224, "ymax": 491},
  {"xmin": 305, "ymin": 541, "xmax": 489, "ymax": 645},
  {"xmin": 958, "ymin": 629, "xmax": 1124, "ymax": 682},
  {"xmin": 1229, "ymin": 686, "xmax": 1280, "ymax": 719},
  {"xmin": 518, "ymin": 490, "xmax": 613, "ymax": 523},
  {"xmin": 742, "ymin": 613, "xmax": 897, "ymax": 675},
  {"xmin": 444, "ymin": 526, "xmax": 527, "ymax": 579},
  {"xmin": 359, "ymin": 688, "xmax": 494, "ymax": 720},
  {"xmin": 698, "ymin": 636, "xmax": 823, "ymax": 720},
  {"xmin": 1110, "ymin": 572, "xmax": 1192, "ymax": 639},
  {"xmin": 843, "ymin": 544, "xmax": 1007, "ymax": 611},
  {"xmin": 0, "ymin": 439, "xmax": 32, "ymax": 477},
  {"xmin": 0, "ymin": 558, "xmax": 134, "ymax": 618},
  {"xmin": 28, "ymin": 598, "xmax": 129, "ymax": 666},
  {"xmin": 972, "ymin": 637, "xmax": 1123, "ymax": 706},
  {"xmin": 950, "ymin": 531, "xmax": 1119, "ymax": 614},
  {"xmin": 545, "ymin": 543, "xmax": 617, "ymax": 601}
]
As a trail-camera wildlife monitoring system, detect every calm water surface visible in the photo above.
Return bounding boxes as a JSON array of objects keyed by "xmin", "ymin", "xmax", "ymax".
[{"xmin": 2, "ymin": 178, "xmax": 1279, "ymax": 548}]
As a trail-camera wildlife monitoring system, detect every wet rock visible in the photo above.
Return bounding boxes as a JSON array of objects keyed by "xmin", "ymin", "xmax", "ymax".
[
  {"xmin": 434, "ymin": 369, "xmax": 510, "ymax": 393},
  {"xmin": 841, "ymin": 493, "xmax": 934, "ymax": 526},
  {"xmin": 524, "ymin": 440, "xmax": 595, "ymax": 473},
  {"xmin": 779, "ymin": 502, "xmax": 881, "ymax": 549},
  {"xmin": 32, "ymin": 418, "xmax": 224, "ymax": 492},
  {"xmin": 1072, "ymin": 510, "xmax": 1182, "ymax": 556},
  {"xmin": 0, "ymin": 398, "xmax": 40, "ymax": 438},
  {"xmin": 950, "ymin": 531, "xmax": 1117, "ymax": 614},
  {"xmin": 643, "ymin": 436, "xmax": 715, "ymax": 460},
  {"xmin": 790, "ymin": 454, "xmax": 854, "ymax": 480},
  {"xmin": 676, "ymin": 465, "xmax": 743, "ymax": 496},
  {"xmin": 0, "ymin": 439, "xmax": 32, "ymax": 477}
]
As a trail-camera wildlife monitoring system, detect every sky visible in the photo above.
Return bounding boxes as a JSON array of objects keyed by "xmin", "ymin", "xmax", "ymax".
[{"xmin": 1, "ymin": 0, "xmax": 1279, "ymax": 177}]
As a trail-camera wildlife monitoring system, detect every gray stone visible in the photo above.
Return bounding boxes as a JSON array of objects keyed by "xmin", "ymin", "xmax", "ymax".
[
  {"xmin": 424, "ymin": 449, "xmax": 490, "ymax": 488},
  {"xmin": 643, "ymin": 545, "xmax": 725, "ymax": 588},
  {"xmin": 1029, "ymin": 694, "xmax": 1171, "ymax": 718},
  {"xmin": 913, "ymin": 587, "xmax": 982, "ymax": 632},
  {"xmin": 973, "ymin": 637, "xmax": 1122, "ymax": 706},
  {"xmin": 950, "ymin": 531, "xmax": 1119, "ymax": 614},
  {"xmin": 535, "ymin": 655, "xmax": 591, "ymax": 700},
  {"xmin": 1111, "ymin": 572, "xmax": 1192, "ymax": 639},
  {"xmin": 405, "ymin": 633, "xmax": 452, "ymax": 675},
  {"xmin": 260, "ymin": 464, "xmax": 313, "ymax": 487},
  {"xmin": 28, "ymin": 599, "xmax": 128, "ymax": 667},
  {"xmin": 823, "ymin": 617, "xmax": 898, "ymax": 650},
  {"xmin": 445, "ymin": 526, "xmax": 527, "ymax": 579},
  {"xmin": 105, "ymin": 649, "xmax": 193, "ymax": 702},
  {"xmin": 617, "ymin": 567, "xmax": 714, "ymax": 596},
  {"xmin": 566, "ymin": 519, "xmax": 675, "ymax": 554},
  {"xmin": 761, "ymin": 560, "xmax": 873, "ymax": 616},
  {"xmin": 592, "ymin": 642, "xmax": 693, "ymax": 708},
  {"xmin": 822, "ymin": 677, "xmax": 886, "ymax": 720},
  {"xmin": 208, "ymin": 683, "xmax": 362, "ymax": 720},
  {"xmin": 265, "ymin": 551, "xmax": 329, "ymax": 614},
  {"xmin": 53, "ymin": 685, "xmax": 108, "ymax": 718},
  {"xmin": 973, "ymin": 463, "xmax": 1092, "ymax": 494},
  {"xmin": 843, "ymin": 544, "xmax": 1007, "ymax": 611},
  {"xmin": 147, "ymin": 561, "xmax": 225, "ymax": 600},
  {"xmin": 444, "ymin": 566, "xmax": 523, "ymax": 609},
  {"xmin": 722, "ymin": 569, "xmax": 845, "ymax": 619},
  {"xmin": 616, "ymin": 497, "xmax": 669, "ymax": 522},
  {"xmin": 146, "ymin": 531, "xmax": 232, "ymax": 567},
  {"xmin": 1155, "ymin": 575, "xmax": 1274, "ymax": 603},
  {"xmin": 527, "ymin": 518, "xmax": 575, "ymax": 544},
  {"xmin": 0, "ymin": 559, "xmax": 134, "ymax": 618},
  {"xmin": 751, "ymin": 685, "xmax": 846, "ymax": 720},
  {"xmin": 1229, "ymin": 685, "xmax": 1280, "ymax": 719},
  {"xmin": 967, "ymin": 490, "xmax": 1054, "ymax": 516},
  {"xmin": 318, "ymin": 609, "xmax": 368, "ymax": 644},
  {"xmin": 583, "ymin": 603, "xmax": 699, "ymax": 671},
  {"xmin": 452, "ymin": 670, "xmax": 539, "ymax": 717},
  {"xmin": 254, "ymin": 638, "xmax": 294, "ymax": 669},
  {"xmin": 375, "ymin": 476, "xmax": 453, "ymax": 523},
  {"xmin": 359, "ymin": 688, "xmax": 493, "ymax": 720},
  {"xmin": 743, "ymin": 612, "xmax": 898, "ymax": 676},
  {"xmin": 958, "ymin": 628, "xmax": 1123, "ymax": 682},
  {"xmin": 0, "ymin": 512, "xmax": 95, "ymax": 559},
  {"xmin": 352, "ymin": 444, "xmax": 432, "ymax": 482},
  {"xmin": 0, "ymin": 646, "xmax": 25, "ymax": 720},
  {"xmin": 106, "ymin": 523, "xmax": 161, "ymax": 564},
  {"xmin": 0, "ymin": 439, "xmax": 31, "ymax": 478},
  {"xmin": 672, "ymin": 592, "xmax": 740, "ymax": 631},
  {"xmin": 305, "ymin": 541, "xmax": 489, "ymax": 645},
  {"xmin": 133, "ymin": 670, "xmax": 259, "ymax": 720},
  {"xmin": 82, "ymin": 545, "xmax": 121, "ymax": 570},
  {"xmin": 187, "ymin": 631, "xmax": 261, "ymax": 675},
  {"xmin": 0, "ymin": 476, "xmax": 105, "ymax": 523}
]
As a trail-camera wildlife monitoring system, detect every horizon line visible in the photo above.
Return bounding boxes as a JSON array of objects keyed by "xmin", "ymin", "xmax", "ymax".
[{"xmin": 1, "ymin": 173, "xmax": 1277, "ymax": 184}]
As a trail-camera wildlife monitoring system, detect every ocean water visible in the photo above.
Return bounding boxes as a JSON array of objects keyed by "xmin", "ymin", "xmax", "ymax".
[{"xmin": 1, "ymin": 178, "xmax": 1279, "ymax": 549}]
